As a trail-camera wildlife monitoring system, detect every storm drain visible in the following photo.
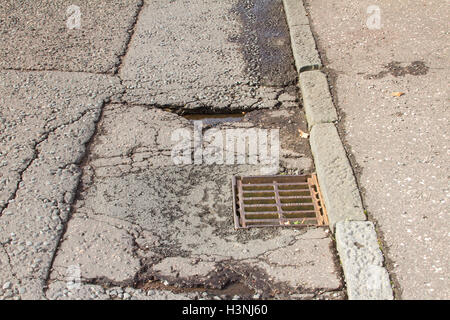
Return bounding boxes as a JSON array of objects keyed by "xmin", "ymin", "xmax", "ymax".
[{"xmin": 232, "ymin": 174, "xmax": 329, "ymax": 229}]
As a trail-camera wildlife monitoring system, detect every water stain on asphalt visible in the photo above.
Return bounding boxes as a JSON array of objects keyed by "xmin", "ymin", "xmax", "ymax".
[
  {"xmin": 230, "ymin": 0, "xmax": 297, "ymax": 87},
  {"xmin": 365, "ymin": 61, "xmax": 429, "ymax": 79}
]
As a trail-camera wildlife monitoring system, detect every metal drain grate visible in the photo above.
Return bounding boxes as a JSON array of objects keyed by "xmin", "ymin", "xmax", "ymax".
[{"xmin": 232, "ymin": 174, "xmax": 329, "ymax": 229}]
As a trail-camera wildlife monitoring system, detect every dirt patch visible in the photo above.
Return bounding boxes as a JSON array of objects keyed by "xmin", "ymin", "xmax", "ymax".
[
  {"xmin": 137, "ymin": 260, "xmax": 281, "ymax": 299},
  {"xmin": 365, "ymin": 61, "xmax": 430, "ymax": 79},
  {"xmin": 243, "ymin": 108, "xmax": 311, "ymax": 160}
]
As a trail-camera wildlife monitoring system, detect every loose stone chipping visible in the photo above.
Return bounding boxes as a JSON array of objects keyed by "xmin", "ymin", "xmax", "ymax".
[{"xmin": 46, "ymin": 280, "xmax": 199, "ymax": 300}]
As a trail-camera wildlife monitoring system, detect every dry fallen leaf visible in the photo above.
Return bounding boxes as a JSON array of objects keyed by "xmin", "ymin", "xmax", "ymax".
[
  {"xmin": 298, "ymin": 129, "xmax": 309, "ymax": 139},
  {"xmin": 391, "ymin": 91, "xmax": 405, "ymax": 97}
]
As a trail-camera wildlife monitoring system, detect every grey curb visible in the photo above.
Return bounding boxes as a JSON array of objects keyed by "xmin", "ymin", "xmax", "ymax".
[
  {"xmin": 283, "ymin": 0, "xmax": 321, "ymax": 71},
  {"xmin": 282, "ymin": 0, "xmax": 394, "ymax": 300},
  {"xmin": 299, "ymin": 71, "xmax": 338, "ymax": 128},
  {"xmin": 335, "ymin": 221, "xmax": 394, "ymax": 300},
  {"xmin": 283, "ymin": 0, "xmax": 310, "ymax": 26},
  {"xmin": 310, "ymin": 124, "xmax": 366, "ymax": 229}
]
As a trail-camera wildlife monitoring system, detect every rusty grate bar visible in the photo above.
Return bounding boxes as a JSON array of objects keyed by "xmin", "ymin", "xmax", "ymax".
[{"xmin": 232, "ymin": 174, "xmax": 329, "ymax": 229}]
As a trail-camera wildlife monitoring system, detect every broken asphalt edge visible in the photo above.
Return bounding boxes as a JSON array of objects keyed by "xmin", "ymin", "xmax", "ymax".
[{"xmin": 282, "ymin": 0, "xmax": 394, "ymax": 300}]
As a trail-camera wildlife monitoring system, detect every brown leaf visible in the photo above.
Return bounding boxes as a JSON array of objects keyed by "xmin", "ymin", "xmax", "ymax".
[
  {"xmin": 391, "ymin": 91, "xmax": 405, "ymax": 97},
  {"xmin": 298, "ymin": 129, "xmax": 309, "ymax": 139}
]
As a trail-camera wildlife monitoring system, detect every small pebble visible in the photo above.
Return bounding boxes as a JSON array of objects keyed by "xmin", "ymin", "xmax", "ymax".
[{"xmin": 3, "ymin": 282, "xmax": 12, "ymax": 290}]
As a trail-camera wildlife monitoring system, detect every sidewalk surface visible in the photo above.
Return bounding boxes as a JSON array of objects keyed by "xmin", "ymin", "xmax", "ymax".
[
  {"xmin": 0, "ymin": 0, "xmax": 344, "ymax": 300},
  {"xmin": 305, "ymin": 0, "xmax": 449, "ymax": 299}
]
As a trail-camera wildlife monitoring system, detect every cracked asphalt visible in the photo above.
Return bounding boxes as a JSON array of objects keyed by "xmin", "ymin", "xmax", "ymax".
[{"xmin": 0, "ymin": 0, "xmax": 344, "ymax": 300}]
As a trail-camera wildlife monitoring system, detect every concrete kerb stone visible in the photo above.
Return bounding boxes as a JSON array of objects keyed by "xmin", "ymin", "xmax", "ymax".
[
  {"xmin": 335, "ymin": 221, "xmax": 394, "ymax": 300},
  {"xmin": 283, "ymin": 0, "xmax": 365, "ymax": 230},
  {"xmin": 288, "ymin": 25, "xmax": 322, "ymax": 72},
  {"xmin": 284, "ymin": 1, "xmax": 330, "ymax": 127},
  {"xmin": 299, "ymin": 71, "xmax": 338, "ymax": 128},
  {"xmin": 283, "ymin": 0, "xmax": 321, "ymax": 71},
  {"xmin": 309, "ymin": 124, "xmax": 366, "ymax": 229},
  {"xmin": 283, "ymin": 0, "xmax": 394, "ymax": 300},
  {"xmin": 282, "ymin": 0, "xmax": 310, "ymax": 26},
  {"xmin": 308, "ymin": 119, "xmax": 394, "ymax": 301}
]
